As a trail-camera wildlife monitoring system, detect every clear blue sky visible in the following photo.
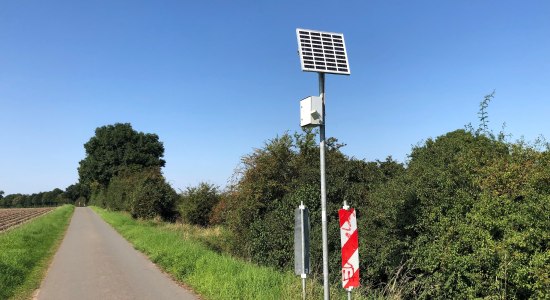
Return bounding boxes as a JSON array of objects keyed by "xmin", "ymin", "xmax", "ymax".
[{"xmin": 1, "ymin": 1, "xmax": 549, "ymax": 195}]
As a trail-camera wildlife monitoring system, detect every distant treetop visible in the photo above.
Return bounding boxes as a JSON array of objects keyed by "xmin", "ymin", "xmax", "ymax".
[{"xmin": 78, "ymin": 123, "xmax": 166, "ymax": 187}]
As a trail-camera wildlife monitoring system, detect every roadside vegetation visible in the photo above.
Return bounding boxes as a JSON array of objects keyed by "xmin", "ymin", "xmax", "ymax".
[
  {"xmin": 87, "ymin": 96, "xmax": 547, "ymax": 298},
  {"xmin": 92, "ymin": 206, "xmax": 364, "ymax": 300},
  {"xmin": 4, "ymin": 93, "xmax": 543, "ymax": 299},
  {"xmin": 0, "ymin": 205, "xmax": 74, "ymax": 300}
]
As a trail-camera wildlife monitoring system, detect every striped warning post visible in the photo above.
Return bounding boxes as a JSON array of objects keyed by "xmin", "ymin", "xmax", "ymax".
[{"xmin": 339, "ymin": 207, "xmax": 359, "ymax": 289}]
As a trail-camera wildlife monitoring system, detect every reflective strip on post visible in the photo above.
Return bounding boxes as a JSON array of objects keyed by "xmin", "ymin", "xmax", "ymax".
[{"xmin": 339, "ymin": 207, "xmax": 359, "ymax": 289}]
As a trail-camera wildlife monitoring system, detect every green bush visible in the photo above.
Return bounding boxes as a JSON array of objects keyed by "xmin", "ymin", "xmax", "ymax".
[
  {"xmin": 105, "ymin": 171, "xmax": 135, "ymax": 211},
  {"xmin": 396, "ymin": 130, "xmax": 550, "ymax": 299},
  {"xmin": 178, "ymin": 182, "xmax": 220, "ymax": 227},
  {"xmin": 209, "ymin": 191, "xmax": 231, "ymax": 226},
  {"xmin": 128, "ymin": 169, "xmax": 178, "ymax": 221},
  {"xmin": 223, "ymin": 130, "xmax": 404, "ymax": 285},
  {"xmin": 89, "ymin": 168, "xmax": 178, "ymax": 221},
  {"xmin": 219, "ymin": 128, "xmax": 549, "ymax": 299}
]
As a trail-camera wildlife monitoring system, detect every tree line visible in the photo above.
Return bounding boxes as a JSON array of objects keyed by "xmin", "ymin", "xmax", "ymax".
[{"xmin": 0, "ymin": 184, "xmax": 88, "ymax": 208}]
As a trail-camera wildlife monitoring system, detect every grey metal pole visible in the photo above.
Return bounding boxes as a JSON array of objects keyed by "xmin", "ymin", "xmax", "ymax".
[{"xmin": 319, "ymin": 72, "xmax": 330, "ymax": 300}]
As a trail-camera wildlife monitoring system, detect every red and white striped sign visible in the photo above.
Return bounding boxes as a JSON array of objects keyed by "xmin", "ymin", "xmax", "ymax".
[{"xmin": 339, "ymin": 207, "xmax": 359, "ymax": 289}]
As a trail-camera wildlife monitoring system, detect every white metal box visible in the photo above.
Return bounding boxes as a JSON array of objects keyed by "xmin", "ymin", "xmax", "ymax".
[{"xmin": 300, "ymin": 96, "xmax": 323, "ymax": 127}]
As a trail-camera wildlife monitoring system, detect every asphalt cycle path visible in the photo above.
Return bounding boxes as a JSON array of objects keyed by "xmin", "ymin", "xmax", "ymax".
[{"xmin": 37, "ymin": 207, "xmax": 198, "ymax": 300}]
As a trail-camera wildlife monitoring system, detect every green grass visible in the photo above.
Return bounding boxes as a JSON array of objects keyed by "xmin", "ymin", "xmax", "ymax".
[
  {"xmin": 92, "ymin": 207, "xmax": 368, "ymax": 300},
  {"xmin": 0, "ymin": 205, "xmax": 74, "ymax": 300}
]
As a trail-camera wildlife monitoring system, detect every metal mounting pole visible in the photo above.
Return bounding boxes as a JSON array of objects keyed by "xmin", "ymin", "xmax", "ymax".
[{"xmin": 319, "ymin": 72, "xmax": 330, "ymax": 300}]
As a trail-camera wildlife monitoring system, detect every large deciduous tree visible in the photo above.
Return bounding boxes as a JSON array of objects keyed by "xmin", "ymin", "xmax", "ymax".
[
  {"xmin": 78, "ymin": 123, "xmax": 166, "ymax": 187},
  {"xmin": 78, "ymin": 123, "xmax": 176, "ymax": 220}
]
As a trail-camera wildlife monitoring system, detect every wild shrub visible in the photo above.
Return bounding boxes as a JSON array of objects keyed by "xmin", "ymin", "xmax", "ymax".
[
  {"xmin": 128, "ymin": 169, "xmax": 178, "ymax": 221},
  {"xmin": 90, "ymin": 168, "xmax": 177, "ymax": 221},
  {"xmin": 178, "ymin": 182, "xmax": 220, "ymax": 227},
  {"xmin": 223, "ymin": 130, "xmax": 404, "ymax": 284},
  {"xmin": 400, "ymin": 130, "xmax": 550, "ymax": 299}
]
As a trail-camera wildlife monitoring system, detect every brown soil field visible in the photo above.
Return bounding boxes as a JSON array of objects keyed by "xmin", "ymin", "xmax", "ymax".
[{"xmin": 0, "ymin": 207, "xmax": 56, "ymax": 232}]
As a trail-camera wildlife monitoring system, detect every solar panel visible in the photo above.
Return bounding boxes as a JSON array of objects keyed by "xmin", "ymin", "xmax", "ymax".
[{"xmin": 296, "ymin": 28, "xmax": 350, "ymax": 75}]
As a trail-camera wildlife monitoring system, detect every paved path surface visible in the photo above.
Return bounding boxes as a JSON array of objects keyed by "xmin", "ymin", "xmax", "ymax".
[{"xmin": 37, "ymin": 207, "xmax": 198, "ymax": 300}]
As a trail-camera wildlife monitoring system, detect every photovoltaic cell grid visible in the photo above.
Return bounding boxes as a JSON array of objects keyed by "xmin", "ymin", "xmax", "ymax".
[{"xmin": 296, "ymin": 28, "xmax": 350, "ymax": 75}]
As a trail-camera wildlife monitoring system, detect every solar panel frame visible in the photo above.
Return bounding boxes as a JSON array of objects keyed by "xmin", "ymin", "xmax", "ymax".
[{"xmin": 296, "ymin": 28, "xmax": 350, "ymax": 75}]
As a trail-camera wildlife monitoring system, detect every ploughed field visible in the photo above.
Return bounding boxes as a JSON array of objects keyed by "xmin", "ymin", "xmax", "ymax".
[{"xmin": 0, "ymin": 207, "xmax": 55, "ymax": 231}]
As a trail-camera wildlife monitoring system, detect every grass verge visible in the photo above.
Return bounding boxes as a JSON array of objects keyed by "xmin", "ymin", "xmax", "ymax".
[
  {"xmin": 0, "ymin": 205, "xmax": 74, "ymax": 300},
  {"xmin": 92, "ymin": 207, "xmax": 368, "ymax": 300}
]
